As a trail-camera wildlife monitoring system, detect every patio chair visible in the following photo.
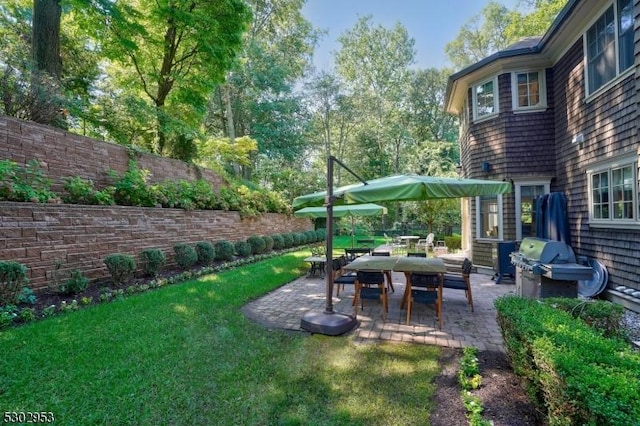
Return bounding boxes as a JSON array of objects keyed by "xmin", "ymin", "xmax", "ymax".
[
  {"xmin": 354, "ymin": 271, "xmax": 388, "ymax": 321},
  {"xmin": 406, "ymin": 272, "xmax": 441, "ymax": 328},
  {"xmin": 442, "ymin": 258, "xmax": 474, "ymax": 312},
  {"xmin": 416, "ymin": 233, "xmax": 435, "ymax": 254},
  {"xmin": 370, "ymin": 251, "xmax": 394, "ymax": 293},
  {"xmin": 333, "ymin": 256, "xmax": 357, "ymax": 298}
]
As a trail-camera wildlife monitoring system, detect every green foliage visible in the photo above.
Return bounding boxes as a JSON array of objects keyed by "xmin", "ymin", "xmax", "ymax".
[
  {"xmin": 109, "ymin": 161, "xmax": 159, "ymax": 207},
  {"xmin": 282, "ymin": 233, "xmax": 294, "ymax": 248},
  {"xmin": 247, "ymin": 236, "xmax": 266, "ymax": 255},
  {"xmin": 0, "ymin": 159, "xmax": 57, "ymax": 203},
  {"xmin": 272, "ymin": 234, "xmax": 285, "ymax": 250},
  {"xmin": 103, "ymin": 253, "xmax": 136, "ymax": 287},
  {"xmin": 0, "ymin": 305, "xmax": 17, "ymax": 329},
  {"xmin": 458, "ymin": 346, "xmax": 482, "ymax": 391},
  {"xmin": 541, "ymin": 297, "xmax": 625, "ymax": 339},
  {"xmin": 214, "ymin": 241, "xmax": 235, "ymax": 261},
  {"xmin": 462, "ymin": 391, "xmax": 491, "ymax": 426},
  {"xmin": 57, "ymin": 269, "xmax": 89, "ymax": 296},
  {"xmin": 17, "ymin": 286, "xmax": 37, "ymax": 305},
  {"xmin": 444, "ymin": 235, "xmax": 462, "ymax": 251},
  {"xmin": 495, "ymin": 296, "xmax": 640, "ymax": 425},
  {"xmin": 304, "ymin": 230, "xmax": 317, "ymax": 244},
  {"xmin": 263, "ymin": 235, "xmax": 274, "ymax": 252},
  {"xmin": 18, "ymin": 307, "xmax": 36, "ymax": 323},
  {"xmin": 63, "ymin": 176, "xmax": 115, "ymax": 205},
  {"xmin": 235, "ymin": 241, "xmax": 252, "ymax": 258},
  {"xmin": 315, "ymin": 228, "xmax": 327, "ymax": 241},
  {"xmin": 173, "ymin": 244, "xmax": 198, "ymax": 269},
  {"xmin": 0, "ymin": 261, "xmax": 29, "ymax": 306},
  {"xmin": 195, "ymin": 241, "xmax": 215, "ymax": 266},
  {"xmin": 139, "ymin": 249, "xmax": 166, "ymax": 277}
]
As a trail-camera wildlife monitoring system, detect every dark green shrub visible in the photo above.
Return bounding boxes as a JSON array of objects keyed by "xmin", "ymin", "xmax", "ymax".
[
  {"xmin": 0, "ymin": 261, "xmax": 29, "ymax": 306},
  {"xmin": 315, "ymin": 228, "xmax": 327, "ymax": 241},
  {"xmin": 297, "ymin": 232, "xmax": 307, "ymax": 245},
  {"xmin": 214, "ymin": 240, "xmax": 235, "ymax": 261},
  {"xmin": 247, "ymin": 236, "xmax": 266, "ymax": 255},
  {"xmin": 272, "ymin": 234, "xmax": 285, "ymax": 250},
  {"xmin": 282, "ymin": 233, "xmax": 294, "ymax": 248},
  {"xmin": 542, "ymin": 297, "xmax": 625, "ymax": 339},
  {"xmin": 235, "ymin": 241, "xmax": 252, "ymax": 257},
  {"xmin": 57, "ymin": 269, "xmax": 89, "ymax": 295},
  {"xmin": 195, "ymin": 241, "xmax": 215, "ymax": 265},
  {"xmin": 291, "ymin": 232, "xmax": 302, "ymax": 246},
  {"xmin": 139, "ymin": 248, "xmax": 166, "ymax": 277},
  {"xmin": 444, "ymin": 235, "xmax": 462, "ymax": 251},
  {"xmin": 17, "ymin": 286, "xmax": 36, "ymax": 305},
  {"xmin": 304, "ymin": 230, "xmax": 316, "ymax": 243},
  {"xmin": 104, "ymin": 253, "xmax": 136, "ymax": 287},
  {"xmin": 173, "ymin": 244, "xmax": 198, "ymax": 269},
  {"xmin": 263, "ymin": 235, "xmax": 274, "ymax": 252}
]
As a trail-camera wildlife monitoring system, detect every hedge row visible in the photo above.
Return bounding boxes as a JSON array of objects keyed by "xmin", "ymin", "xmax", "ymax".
[{"xmin": 495, "ymin": 296, "xmax": 640, "ymax": 425}]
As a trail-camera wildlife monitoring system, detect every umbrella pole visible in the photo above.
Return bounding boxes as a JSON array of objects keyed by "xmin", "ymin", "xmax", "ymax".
[{"xmin": 300, "ymin": 156, "xmax": 357, "ymax": 336}]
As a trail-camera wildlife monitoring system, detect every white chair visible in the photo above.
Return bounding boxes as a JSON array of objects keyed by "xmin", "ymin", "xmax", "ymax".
[{"xmin": 417, "ymin": 233, "xmax": 435, "ymax": 254}]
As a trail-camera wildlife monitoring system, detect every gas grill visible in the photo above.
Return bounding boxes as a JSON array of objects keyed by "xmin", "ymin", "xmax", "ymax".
[{"xmin": 510, "ymin": 237, "xmax": 593, "ymax": 298}]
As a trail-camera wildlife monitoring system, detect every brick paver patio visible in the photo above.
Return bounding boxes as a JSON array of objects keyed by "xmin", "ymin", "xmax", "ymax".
[{"xmin": 243, "ymin": 268, "xmax": 515, "ymax": 352}]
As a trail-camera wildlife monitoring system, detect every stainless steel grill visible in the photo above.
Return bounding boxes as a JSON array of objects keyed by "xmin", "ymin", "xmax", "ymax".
[{"xmin": 510, "ymin": 237, "xmax": 593, "ymax": 298}]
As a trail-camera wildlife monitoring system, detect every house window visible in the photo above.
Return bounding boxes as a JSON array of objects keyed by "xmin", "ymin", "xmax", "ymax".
[
  {"xmin": 585, "ymin": 0, "xmax": 634, "ymax": 96},
  {"xmin": 476, "ymin": 194, "xmax": 503, "ymax": 240},
  {"xmin": 511, "ymin": 70, "xmax": 546, "ymax": 111},
  {"xmin": 472, "ymin": 77, "xmax": 498, "ymax": 121},
  {"xmin": 588, "ymin": 156, "xmax": 638, "ymax": 226},
  {"xmin": 515, "ymin": 182, "xmax": 550, "ymax": 240}
]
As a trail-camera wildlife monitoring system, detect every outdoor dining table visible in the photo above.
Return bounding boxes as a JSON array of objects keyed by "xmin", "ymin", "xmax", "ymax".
[
  {"xmin": 304, "ymin": 255, "xmax": 342, "ymax": 278},
  {"xmin": 399, "ymin": 235, "xmax": 421, "ymax": 249},
  {"xmin": 342, "ymin": 255, "xmax": 447, "ymax": 310}
]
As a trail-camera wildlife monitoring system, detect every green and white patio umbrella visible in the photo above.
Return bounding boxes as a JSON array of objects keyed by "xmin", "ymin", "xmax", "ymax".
[{"xmin": 294, "ymin": 203, "xmax": 387, "ymax": 248}]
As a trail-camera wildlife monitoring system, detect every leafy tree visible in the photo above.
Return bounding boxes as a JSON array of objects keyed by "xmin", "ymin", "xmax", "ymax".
[
  {"xmin": 334, "ymin": 16, "xmax": 416, "ymax": 177},
  {"xmin": 101, "ymin": 0, "xmax": 251, "ymax": 159},
  {"xmin": 445, "ymin": 1, "xmax": 512, "ymax": 70},
  {"xmin": 207, "ymin": 0, "xmax": 319, "ymax": 175},
  {"xmin": 505, "ymin": 0, "xmax": 568, "ymax": 41}
]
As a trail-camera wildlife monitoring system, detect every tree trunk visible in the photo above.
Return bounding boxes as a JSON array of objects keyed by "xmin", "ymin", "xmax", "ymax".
[{"xmin": 32, "ymin": 0, "xmax": 62, "ymax": 78}]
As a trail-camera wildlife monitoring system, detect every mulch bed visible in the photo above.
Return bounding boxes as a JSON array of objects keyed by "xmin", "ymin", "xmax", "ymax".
[{"xmin": 430, "ymin": 348, "xmax": 546, "ymax": 426}]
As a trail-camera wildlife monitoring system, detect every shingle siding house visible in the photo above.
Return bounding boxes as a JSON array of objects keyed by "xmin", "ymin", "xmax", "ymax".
[{"xmin": 445, "ymin": 0, "xmax": 640, "ymax": 311}]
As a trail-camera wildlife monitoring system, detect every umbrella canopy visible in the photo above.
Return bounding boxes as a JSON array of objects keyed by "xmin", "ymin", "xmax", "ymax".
[
  {"xmin": 294, "ymin": 203, "xmax": 387, "ymax": 218},
  {"xmin": 293, "ymin": 174, "xmax": 512, "ymax": 209}
]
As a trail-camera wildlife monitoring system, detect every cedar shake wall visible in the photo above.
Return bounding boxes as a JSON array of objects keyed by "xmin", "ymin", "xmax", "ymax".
[
  {"xmin": 553, "ymin": 37, "xmax": 640, "ymax": 292},
  {"xmin": 0, "ymin": 202, "xmax": 311, "ymax": 292},
  {"xmin": 0, "ymin": 115, "xmax": 225, "ymax": 194}
]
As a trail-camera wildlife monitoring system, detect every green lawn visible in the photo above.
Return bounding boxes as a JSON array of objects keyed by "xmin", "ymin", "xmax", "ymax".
[{"xmin": 0, "ymin": 250, "xmax": 441, "ymax": 425}]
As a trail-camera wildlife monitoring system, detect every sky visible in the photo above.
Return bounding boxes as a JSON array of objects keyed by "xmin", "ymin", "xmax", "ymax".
[{"xmin": 301, "ymin": 0, "xmax": 520, "ymax": 71}]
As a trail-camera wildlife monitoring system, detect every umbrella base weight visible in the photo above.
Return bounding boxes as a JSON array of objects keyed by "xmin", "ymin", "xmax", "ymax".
[{"xmin": 300, "ymin": 311, "xmax": 358, "ymax": 335}]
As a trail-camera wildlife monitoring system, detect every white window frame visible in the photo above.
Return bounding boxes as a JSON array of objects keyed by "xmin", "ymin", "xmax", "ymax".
[
  {"xmin": 476, "ymin": 194, "xmax": 503, "ymax": 241},
  {"xmin": 511, "ymin": 70, "xmax": 547, "ymax": 112},
  {"xmin": 584, "ymin": 0, "xmax": 635, "ymax": 99},
  {"xmin": 472, "ymin": 76, "xmax": 499, "ymax": 122},
  {"xmin": 587, "ymin": 154, "xmax": 639, "ymax": 229},
  {"xmin": 514, "ymin": 180, "xmax": 550, "ymax": 240}
]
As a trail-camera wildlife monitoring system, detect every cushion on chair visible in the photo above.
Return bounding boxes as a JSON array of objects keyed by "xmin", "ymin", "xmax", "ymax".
[
  {"xmin": 411, "ymin": 289, "xmax": 438, "ymax": 304},
  {"xmin": 360, "ymin": 287, "xmax": 384, "ymax": 300},
  {"xmin": 443, "ymin": 276, "xmax": 467, "ymax": 289},
  {"xmin": 334, "ymin": 275, "xmax": 356, "ymax": 285}
]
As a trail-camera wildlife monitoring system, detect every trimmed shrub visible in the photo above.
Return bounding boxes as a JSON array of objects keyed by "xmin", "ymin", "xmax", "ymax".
[
  {"xmin": 57, "ymin": 269, "xmax": 89, "ymax": 295},
  {"xmin": 235, "ymin": 241, "xmax": 252, "ymax": 257},
  {"xmin": 444, "ymin": 235, "xmax": 462, "ymax": 251},
  {"xmin": 304, "ymin": 230, "xmax": 317, "ymax": 243},
  {"xmin": 214, "ymin": 240, "xmax": 235, "ymax": 261},
  {"xmin": 315, "ymin": 228, "xmax": 327, "ymax": 241},
  {"xmin": 195, "ymin": 241, "xmax": 216, "ymax": 266},
  {"xmin": 174, "ymin": 244, "xmax": 198, "ymax": 269},
  {"xmin": 0, "ymin": 261, "xmax": 29, "ymax": 306},
  {"xmin": 272, "ymin": 234, "xmax": 285, "ymax": 250},
  {"xmin": 263, "ymin": 235, "xmax": 274, "ymax": 252},
  {"xmin": 104, "ymin": 254, "xmax": 136, "ymax": 287},
  {"xmin": 139, "ymin": 248, "xmax": 166, "ymax": 277},
  {"xmin": 541, "ymin": 297, "xmax": 625, "ymax": 339},
  {"xmin": 247, "ymin": 236, "xmax": 266, "ymax": 255},
  {"xmin": 281, "ymin": 232, "xmax": 294, "ymax": 248},
  {"xmin": 291, "ymin": 232, "xmax": 302, "ymax": 246}
]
